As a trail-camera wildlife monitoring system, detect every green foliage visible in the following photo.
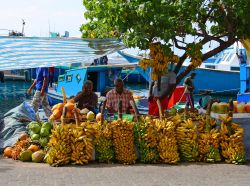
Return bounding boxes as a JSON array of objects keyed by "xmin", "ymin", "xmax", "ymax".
[{"xmin": 81, "ymin": 0, "xmax": 250, "ymax": 81}]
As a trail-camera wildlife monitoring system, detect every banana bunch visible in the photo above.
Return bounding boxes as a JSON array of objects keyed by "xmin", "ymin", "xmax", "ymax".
[
  {"xmin": 80, "ymin": 121, "xmax": 99, "ymax": 138},
  {"xmin": 46, "ymin": 124, "xmax": 73, "ymax": 166},
  {"xmin": 71, "ymin": 126, "xmax": 94, "ymax": 165},
  {"xmin": 95, "ymin": 123, "xmax": 115, "ymax": 163},
  {"xmin": 111, "ymin": 119, "xmax": 137, "ymax": 164},
  {"xmin": 198, "ymin": 128, "xmax": 221, "ymax": 162},
  {"xmin": 186, "ymin": 43, "xmax": 203, "ymax": 68},
  {"xmin": 220, "ymin": 116, "xmax": 246, "ymax": 164},
  {"xmin": 138, "ymin": 42, "xmax": 180, "ymax": 81},
  {"xmin": 197, "ymin": 115, "xmax": 221, "ymax": 162},
  {"xmin": 155, "ymin": 118, "xmax": 179, "ymax": 164},
  {"xmin": 134, "ymin": 118, "xmax": 159, "ymax": 163},
  {"xmin": 176, "ymin": 119, "xmax": 199, "ymax": 161}
]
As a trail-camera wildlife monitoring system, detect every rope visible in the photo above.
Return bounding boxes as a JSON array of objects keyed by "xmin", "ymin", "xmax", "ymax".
[{"xmin": 122, "ymin": 68, "xmax": 137, "ymax": 81}]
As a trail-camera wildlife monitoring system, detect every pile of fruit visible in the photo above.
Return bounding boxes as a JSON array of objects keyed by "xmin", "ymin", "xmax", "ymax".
[
  {"xmin": 211, "ymin": 101, "xmax": 250, "ymax": 114},
  {"xmin": 28, "ymin": 121, "xmax": 53, "ymax": 148},
  {"xmin": 3, "ymin": 106, "xmax": 247, "ymax": 166},
  {"xmin": 4, "ymin": 133, "xmax": 46, "ymax": 163},
  {"xmin": 176, "ymin": 118, "xmax": 199, "ymax": 161},
  {"xmin": 46, "ymin": 121, "xmax": 98, "ymax": 166},
  {"xmin": 94, "ymin": 121, "xmax": 115, "ymax": 163},
  {"xmin": 197, "ymin": 115, "xmax": 221, "ymax": 162},
  {"xmin": 134, "ymin": 117, "xmax": 159, "ymax": 163},
  {"xmin": 155, "ymin": 118, "xmax": 179, "ymax": 164},
  {"xmin": 111, "ymin": 119, "xmax": 137, "ymax": 164},
  {"xmin": 220, "ymin": 115, "xmax": 246, "ymax": 164}
]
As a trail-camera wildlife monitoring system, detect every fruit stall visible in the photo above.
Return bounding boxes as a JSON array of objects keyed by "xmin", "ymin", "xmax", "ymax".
[{"xmin": 2, "ymin": 96, "xmax": 247, "ymax": 166}]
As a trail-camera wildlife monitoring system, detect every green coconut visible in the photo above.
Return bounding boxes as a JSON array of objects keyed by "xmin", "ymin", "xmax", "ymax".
[
  {"xmin": 40, "ymin": 128, "xmax": 50, "ymax": 137},
  {"xmin": 29, "ymin": 123, "xmax": 41, "ymax": 134},
  {"xmin": 19, "ymin": 150, "xmax": 32, "ymax": 162},
  {"xmin": 31, "ymin": 133, "xmax": 40, "ymax": 141},
  {"xmin": 32, "ymin": 150, "xmax": 45, "ymax": 163},
  {"xmin": 41, "ymin": 122, "xmax": 53, "ymax": 131},
  {"xmin": 39, "ymin": 137, "xmax": 49, "ymax": 147}
]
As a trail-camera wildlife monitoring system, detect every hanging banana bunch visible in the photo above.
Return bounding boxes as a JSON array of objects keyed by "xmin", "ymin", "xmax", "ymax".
[
  {"xmin": 139, "ymin": 42, "xmax": 180, "ymax": 81},
  {"xmin": 186, "ymin": 43, "xmax": 203, "ymax": 68}
]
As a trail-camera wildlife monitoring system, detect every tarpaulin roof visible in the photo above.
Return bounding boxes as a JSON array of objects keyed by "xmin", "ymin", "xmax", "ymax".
[{"xmin": 0, "ymin": 36, "xmax": 125, "ymax": 70}]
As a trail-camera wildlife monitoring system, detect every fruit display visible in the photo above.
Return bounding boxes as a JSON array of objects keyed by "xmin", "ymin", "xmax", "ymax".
[
  {"xmin": 45, "ymin": 124, "xmax": 73, "ymax": 166},
  {"xmin": 11, "ymin": 133, "xmax": 31, "ymax": 160},
  {"xmin": 28, "ymin": 121, "xmax": 53, "ymax": 148},
  {"xmin": 71, "ymin": 126, "xmax": 94, "ymax": 165},
  {"xmin": 139, "ymin": 42, "xmax": 179, "ymax": 80},
  {"xmin": 111, "ymin": 119, "xmax": 137, "ymax": 164},
  {"xmin": 198, "ymin": 115, "xmax": 221, "ymax": 162},
  {"xmin": 155, "ymin": 118, "xmax": 179, "ymax": 164},
  {"xmin": 94, "ymin": 122, "xmax": 115, "ymax": 163},
  {"xmin": 134, "ymin": 117, "xmax": 159, "ymax": 163},
  {"xmin": 176, "ymin": 119, "xmax": 199, "ymax": 161},
  {"xmin": 220, "ymin": 115, "xmax": 246, "ymax": 164}
]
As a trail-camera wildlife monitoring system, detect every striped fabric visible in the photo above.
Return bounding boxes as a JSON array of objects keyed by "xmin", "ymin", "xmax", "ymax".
[{"xmin": 0, "ymin": 36, "xmax": 125, "ymax": 70}]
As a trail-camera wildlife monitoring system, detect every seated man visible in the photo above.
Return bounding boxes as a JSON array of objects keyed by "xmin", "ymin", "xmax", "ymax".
[
  {"xmin": 74, "ymin": 80, "xmax": 98, "ymax": 113},
  {"xmin": 106, "ymin": 78, "xmax": 134, "ymax": 114}
]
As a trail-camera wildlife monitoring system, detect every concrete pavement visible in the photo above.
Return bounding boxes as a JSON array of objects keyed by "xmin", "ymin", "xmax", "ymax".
[{"xmin": 1, "ymin": 156, "xmax": 250, "ymax": 186}]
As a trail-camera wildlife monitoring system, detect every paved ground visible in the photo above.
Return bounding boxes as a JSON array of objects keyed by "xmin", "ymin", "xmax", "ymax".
[{"xmin": 1, "ymin": 157, "xmax": 250, "ymax": 186}]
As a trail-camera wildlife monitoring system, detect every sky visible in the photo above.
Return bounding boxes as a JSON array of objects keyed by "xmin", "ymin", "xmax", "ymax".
[{"xmin": 0, "ymin": 0, "xmax": 86, "ymax": 37}]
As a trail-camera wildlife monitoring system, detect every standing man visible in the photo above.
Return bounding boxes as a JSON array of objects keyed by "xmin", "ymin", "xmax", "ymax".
[
  {"xmin": 27, "ymin": 67, "xmax": 51, "ymax": 118},
  {"xmin": 148, "ymin": 71, "xmax": 176, "ymax": 116},
  {"xmin": 106, "ymin": 78, "xmax": 134, "ymax": 114},
  {"xmin": 184, "ymin": 72, "xmax": 196, "ymax": 110}
]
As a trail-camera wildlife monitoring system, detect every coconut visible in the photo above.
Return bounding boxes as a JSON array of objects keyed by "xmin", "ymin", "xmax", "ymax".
[
  {"xmin": 19, "ymin": 150, "xmax": 32, "ymax": 162},
  {"xmin": 40, "ymin": 128, "xmax": 50, "ymax": 137},
  {"xmin": 32, "ymin": 150, "xmax": 45, "ymax": 163},
  {"xmin": 41, "ymin": 122, "xmax": 53, "ymax": 131}
]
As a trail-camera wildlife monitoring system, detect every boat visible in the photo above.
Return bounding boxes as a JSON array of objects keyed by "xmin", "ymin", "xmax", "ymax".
[
  {"xmin": 47, "ymin": 63, "xmax": 138, "ymax": 105},
  {"xmin": 119, "ymin": 45, "xmax": 246, "ymax": 95}
]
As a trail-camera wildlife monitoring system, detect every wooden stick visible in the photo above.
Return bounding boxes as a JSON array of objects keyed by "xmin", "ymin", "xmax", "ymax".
[
  {"xmin": 156, "ymin": 98, "xmax": 163, "ymax": 119},
  {"xmin": 130, "ymin": 100, "xmax": 139, "ymax": 122},
  {"xmin": 61, "ymin": 87, "xmax": 67, "ymax": 104},
  {"xmin": 101, "ymin": 99, "xmax": 107, "ymax": 125},
  {"xmin": 61, "ymin": 106, "xmax": 67, "ymax": 125},
  {"xmin": 73, "ymin": 104, "xmax": 80, "ymax": 127},
  {"xmin": 118, "ymin": 100, "xmax": 122, "ymax": 119}
]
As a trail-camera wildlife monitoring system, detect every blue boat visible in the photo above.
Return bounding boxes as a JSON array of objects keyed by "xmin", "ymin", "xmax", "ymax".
[
  {"xmin": 47, "ymin": 64, "xmax": 127, "ymax": 105},
  {"xmin": 119, "ymin": 45, "xmax": 246, "ymax": 95}
]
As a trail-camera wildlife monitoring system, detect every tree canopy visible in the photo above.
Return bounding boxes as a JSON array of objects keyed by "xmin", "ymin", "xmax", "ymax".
[{"xmin": 80, "ymin": 0, "xmax": 250, "ymax": 84}]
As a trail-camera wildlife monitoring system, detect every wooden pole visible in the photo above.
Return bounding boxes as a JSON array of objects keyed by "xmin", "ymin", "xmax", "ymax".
[
  {"xmin": 101, "ymin": 99, "xmax": 107, "ymax": 125},
  {"xmin": 118, "ymin": 100, "xmax": 122, "ymax": 119},
  {"xmin": 130, "ymin": 99, "xmax": 139, "ymax": 122}
]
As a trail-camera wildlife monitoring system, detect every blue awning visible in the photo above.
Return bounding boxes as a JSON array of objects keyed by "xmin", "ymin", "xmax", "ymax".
[{"xmin": 0, "ymin": 36, "xmax": 125, "ymax": 70}]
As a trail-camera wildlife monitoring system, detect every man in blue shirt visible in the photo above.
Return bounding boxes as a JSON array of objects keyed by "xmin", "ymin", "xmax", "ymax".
[{"xmin": 27, "ymin": 67, "xmax": 51, "ymax": 117}]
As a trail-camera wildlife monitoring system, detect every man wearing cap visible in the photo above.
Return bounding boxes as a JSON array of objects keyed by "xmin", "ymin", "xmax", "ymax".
[{"xmin": 184, "ymin": 72, "xmax": 196, "ymax": 110}]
